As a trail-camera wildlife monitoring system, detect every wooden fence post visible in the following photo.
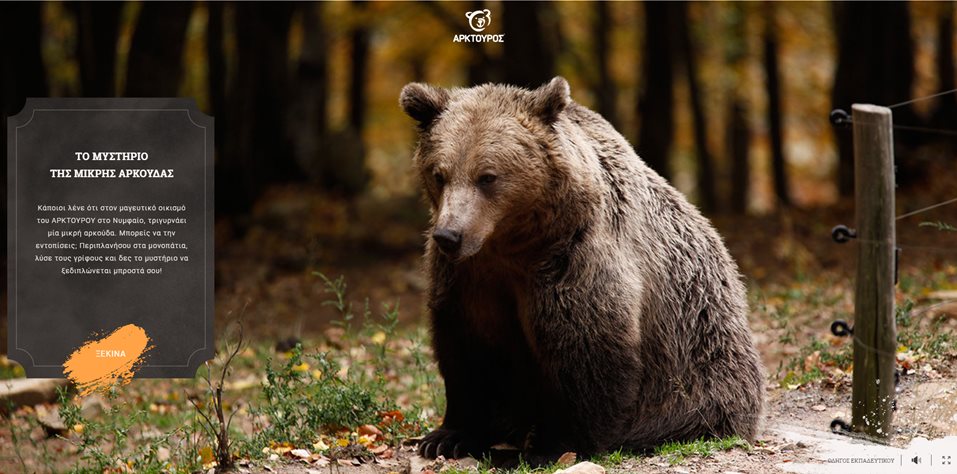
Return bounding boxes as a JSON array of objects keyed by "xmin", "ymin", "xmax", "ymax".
[{"xmin": 851, "ymin": 104, "xmax": 896, "ymax": 438}]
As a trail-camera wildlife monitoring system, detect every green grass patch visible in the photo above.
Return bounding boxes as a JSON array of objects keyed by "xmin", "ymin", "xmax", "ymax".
[
  {"xmin": 655, "ymin": 436, "xmax": 750, "ymax": 465},
  {"xmin": 896, "ymin": 299, "xmax": 956, "ymax": 359},
  {"xmin": 592, "ymin": 447, "xmax": 626, "ymax": 467},
  {"xmin": 778, "ymin": 336, "xmax": 853, "ymax": 388},
  {"xmin": 777, "ymin": 269, "xmax": 957, "ymax": 389}
]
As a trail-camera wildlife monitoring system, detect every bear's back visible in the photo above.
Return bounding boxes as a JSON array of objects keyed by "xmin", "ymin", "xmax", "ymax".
[{"xmin": 560, "ymin": 99, "xmax": 757, "ymax": 373}]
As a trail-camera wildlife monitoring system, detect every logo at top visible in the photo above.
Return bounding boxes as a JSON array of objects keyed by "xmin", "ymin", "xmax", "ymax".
[
  {"xmin": 453, "ymin": 8, "xmax": 503, "ymax": 43},
  {"xmin": 466, "ymin": 9, "xmax": 491, "ymax": 32}
]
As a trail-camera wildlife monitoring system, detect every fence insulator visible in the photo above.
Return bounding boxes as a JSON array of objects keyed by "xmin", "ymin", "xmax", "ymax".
[
  {"xmin": 830, "ymin": 419, "xmax": 851, "ymax": 434},
  {"xmin": 830, "ymin": 108, "xmax": 851, "ymax": 128},
  {"xmin": 831, "ymin": 225, "xmax": 857, "ymax": 243},
  {"xmin": 830, "ymin": 320, "xmax": 853, "ymax": 337}
]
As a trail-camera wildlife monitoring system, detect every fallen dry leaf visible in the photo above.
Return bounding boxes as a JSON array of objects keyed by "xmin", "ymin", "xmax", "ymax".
[
  {"xmin": 557, "ymin": 451, "xmax": 578, "ymax": 466},
  {"xmin": 198, "ymin": 446, "xmax": 214, "ymax": 465},
  {"xmin": 359, "ymin": 423, "xmax": 383, "ymax": 438},
  {"xmin": 381, "ymin": 410, "xmax": 405, "ymax": 425},
  {"xmin": 290, "ymin": 448, "xmax": 311, "ymax": 459},
  {"xmin": 804, "ymin": 351, "xmax": 821, "ymax": 372}
]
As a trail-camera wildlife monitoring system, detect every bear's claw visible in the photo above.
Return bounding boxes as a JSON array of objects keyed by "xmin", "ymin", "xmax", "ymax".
[{"xmin": 418, "ymin": 428, "xmax": 482, "ymax": 459}]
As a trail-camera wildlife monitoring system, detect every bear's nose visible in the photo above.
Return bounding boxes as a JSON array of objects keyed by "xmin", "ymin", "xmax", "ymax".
[{"xmin": 432, "ymin": 228, "xmax": 462, "ymax": 253}]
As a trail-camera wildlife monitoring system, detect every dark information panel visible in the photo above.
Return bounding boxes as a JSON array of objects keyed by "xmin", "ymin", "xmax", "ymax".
[{"xmin": 7, "ymin": 98, "xmax": 214, "ymax": 378}]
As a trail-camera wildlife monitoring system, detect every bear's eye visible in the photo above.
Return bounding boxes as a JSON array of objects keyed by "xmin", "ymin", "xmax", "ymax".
[
  {"xmin": 433, "ymin": 172, "xmax": 445, "ymax": 187},
  {"xmin": 477, "ymin": 174, "xmax": 497, "ymax": 186}
]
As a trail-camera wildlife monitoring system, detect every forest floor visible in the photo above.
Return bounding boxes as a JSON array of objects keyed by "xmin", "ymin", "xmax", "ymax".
[{"xmin": 2, "ymin": 172, "xmax": 956, "ymax": 473}]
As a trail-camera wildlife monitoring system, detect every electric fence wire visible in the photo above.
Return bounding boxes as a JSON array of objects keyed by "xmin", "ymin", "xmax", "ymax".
[
  {"xmin": 851, "ymin": 237, "xmax": 957, "ymax": 254},
  {"xmin": 892, "ymin": 123, "xmax": 957, "ymax": 137},
  {"xmin": 886, "ymin": 87, "xmax": 957, "ymax": 109},
  {"xmin": 833, "ymin": 88, "xmax": 957, "ymax": 136},
  {"xmin": 832, "ymin": 89, "xmax": 957, "ymax": 221},
  {"xmin": 896, "ymin": 196, "xmax": 957, "ymax": 221}
]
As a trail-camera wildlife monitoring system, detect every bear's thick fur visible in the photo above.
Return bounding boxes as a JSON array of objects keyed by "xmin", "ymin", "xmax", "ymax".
[{"xmin": 400, "ymin": 77, "xmax": 765, "ymax": 463}]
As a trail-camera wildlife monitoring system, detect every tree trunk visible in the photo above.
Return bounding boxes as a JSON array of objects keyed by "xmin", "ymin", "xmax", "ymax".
[
  {"xmin": 729, "ymin": 102, "xmax": 750, "ymax": 214},
  {"xmin": 636, "ymin": 2, "xmax": 676, "ymax": 180},
  {"xmin": 222, "ymin": 2, "xmax": 298, "ymax": 213},
  {"xmin": 208, "ymin": 2, "xmax": 239, "ymax": 215},
  {"xmin": 930, "ymin": 2, "xmax": 957, "ymax": 132},
  {"xmin": 764, "ymin": 5, "xmax": 791, "ymax": 208},
  {"xmin": 73, "ymin": 2, "xmax": 123, "ymax": 96},
  {"xmin": 125, "ymin": 3, "xmax": 194, "ymax": 96},
  {"xmin": 292, "ymin": 3, "xmax": 334, "ymax": 187},
  {"xmin": 323, "ymin": 0, "xmax": 372, "ymax": 196},
  {"xmin": 207, "ymin": 1, "xmax": 227, "ymax": 152},
  {"xmin": 593, "ymin": 2, "xmax": 618, "ymax": 127},
  {"xmin": 503, "ymin": 2, "xmax": 558, "ymax": 88},
  {"xmin": 676, "ymin": 2, "xmax": 717, "ymax": 213},
  {"xmin": 831, "ymin": 1, "xmax": 915, "ymax": 196},
  {"xmin": 300, "ymin": 3, "xmax": 329, "ymax": 134},
  {"xmin": 1, "ymin": 2, "xmax": 48, "ymax": 356},
  {"xmin": 349, "ymin": 0, "xmax": 370, "ymax": 133}
]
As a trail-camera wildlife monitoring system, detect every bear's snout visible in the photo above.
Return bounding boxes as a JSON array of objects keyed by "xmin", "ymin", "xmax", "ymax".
[{"xmin": 432, "ymin": 228, "xmax": 462, "ymax": 254}]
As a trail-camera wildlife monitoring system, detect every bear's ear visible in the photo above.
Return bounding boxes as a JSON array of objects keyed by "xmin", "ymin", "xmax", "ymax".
[
  {"xmin": 531, "ymin": 76, "xmax": 571, "ymax": 124},
  {"xmin": 400, "ymin": 83, "xmax": 450, "ymax": 129}
]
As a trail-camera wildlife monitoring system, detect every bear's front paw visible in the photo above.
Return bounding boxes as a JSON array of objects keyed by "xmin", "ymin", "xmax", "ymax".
[{"xmin": 418, "ymin": 427, "xmax": 485, "ymax": 459}]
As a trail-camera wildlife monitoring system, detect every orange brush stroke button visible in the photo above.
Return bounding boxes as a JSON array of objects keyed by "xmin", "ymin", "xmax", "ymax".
[{"xmin": 62, "ymin": 324, "xmax": 153, "ymax": 395}]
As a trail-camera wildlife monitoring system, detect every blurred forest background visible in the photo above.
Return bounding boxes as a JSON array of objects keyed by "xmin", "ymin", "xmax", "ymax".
[{"xmin": 2, "ymin": 1, "xmax": 956, "ymax": 345}]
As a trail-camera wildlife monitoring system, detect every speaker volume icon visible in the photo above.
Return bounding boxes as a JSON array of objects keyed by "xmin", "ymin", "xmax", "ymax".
[{"xmin": 911, "ymin": 455, "xmax": 921, "ymax": 464}]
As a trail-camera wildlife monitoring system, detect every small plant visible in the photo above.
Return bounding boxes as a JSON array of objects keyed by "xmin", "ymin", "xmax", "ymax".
[
  {"xmin": 317, "ymin": 272, "xmax": 361, "ymax": 334},
  {"xmin": 896, "ymin": 298, "xmax": 956, "ymax": 360},
  {"xmin": 57, "ymin": 385, "xmax": 196, "ymax": 473},
  {"xmin": 918, "ymin": 220, "xmax": 957, "ymax": 232},
  {"xmin": 896, "ymin": 299, "xmax": 915, "ymax": 328},
  {"xmin": 407, "ymin": 328, "xmax": 444, "ymax": 414},
  {"xmin": 247, "ymin": 273, "xmax": 434, "ymax": 456},
  {"xmin": 188, "ymin": 319, "xmax": 246, "ymax": 471},
  {"xmin": 779, "ymin": 337, "xmax": 852, "ymax": 387},
  {"xmin": 253, "ymin": 343, "xmax": 389, "ymax": 448},
  {"xmin": 367, "ymin": 302, "xmax": 401, "ymax": 363},
  {"xmin": 592, "ymin": 447, "xmax": 626, "ymax": 466},
  {"xmin": 6, "ymin": 399, "xmax": 55, "ymax": 473}
]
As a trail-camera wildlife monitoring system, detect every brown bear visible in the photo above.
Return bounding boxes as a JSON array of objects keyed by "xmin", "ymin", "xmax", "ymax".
[{"xmin": 399, "ymin": 77, "xmax": 765, "ymax": 464}]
